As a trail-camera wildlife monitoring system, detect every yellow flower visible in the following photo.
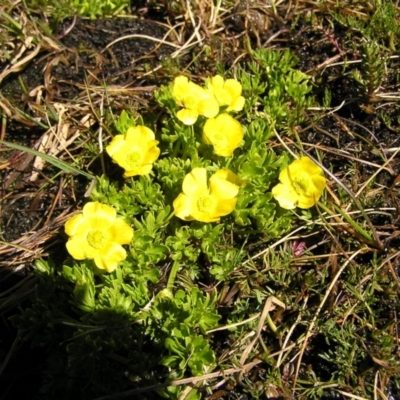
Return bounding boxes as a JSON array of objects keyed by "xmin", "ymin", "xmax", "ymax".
[
  {"xmin": 203, "ymin": 114, "xmax": 243, "ymax": 157},
  {"xmin": 173, "ymin": 75, "xmax": 219, "ymax": 125},
  {"xmin": 173, "ymin": 168, "xmax": 240, "ymax": 223},
  {"xmin": 206, "ymin": 75, "xmax": 245, "ymax": 112},
  {"xmin": 272, "ymin": 157, "xmax": 326, "ymax": 209},
  {"xmin": 65, "ymin": 202, "xmax": 133, "ymax": 273},
  {"xmin": 106, "ymin": 126, "xmax": 160, "ymax": 178}
]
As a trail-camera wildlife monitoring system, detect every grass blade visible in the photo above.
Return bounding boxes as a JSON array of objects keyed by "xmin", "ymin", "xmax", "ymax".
[{"xmin": 1, "ymin": 140, "xmax": 95, "ymax": 180}]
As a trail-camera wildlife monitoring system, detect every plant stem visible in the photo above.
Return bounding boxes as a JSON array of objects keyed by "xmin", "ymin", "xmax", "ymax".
[
  {"xmin": 317, "ymin": 201, "xmax": 374, "ymax": 245},
  {"xmin": 167, "ymin": 260, "xmax": 180, "ymax": 291}
]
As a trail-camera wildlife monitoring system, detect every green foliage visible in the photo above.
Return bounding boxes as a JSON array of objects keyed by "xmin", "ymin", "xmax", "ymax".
[
  {"xmin": 26, "ymin": 0, "xmax": 130, "ymax": 19},
  {"xmin": 113, "ymin": 109, "xmax": 138, "ymax": 134},
  {"xmin": 239, "ymin": 48, "xmax": 314, "ymax": 133},
  {"xmin": 333, "ymin": 1, "xmax": 400, "ymax": 50},
  {"xmin": 74, "ymin": 0, "xmax": 120, "ymax": 19},
  {"xmin": 149, "ymin": 288, "xmax": 219, "ymax": 378},
  {"xmin": 352, "ymin": 41, "xmax": 388, "ymax": 101}
]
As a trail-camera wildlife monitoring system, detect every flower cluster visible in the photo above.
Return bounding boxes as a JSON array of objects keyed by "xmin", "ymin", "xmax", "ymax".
[
  {"xmin": 64, "ymin": 74, "xmax": 327, "ymax": 273},
  {"xmin": 172, "ymin": 75, "xmax": 245, "ymax": 157}
]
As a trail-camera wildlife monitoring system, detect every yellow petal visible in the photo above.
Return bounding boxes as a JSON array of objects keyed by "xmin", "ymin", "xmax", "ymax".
[
  {"xmin": 177, "ymin": 109, "xmax": 198, "ymax": 125},
  {"xmin": 213, "ymin": 145, "xmax": 236, "ymax": 157},
  {"xmin": 209, "ymin": 75, "xmax": 224, "ymax": 91},
  {"xmin": 227, "ymin": 96, "xmax": 245, "ymax": 112},
  {"xmin": 272, "ymin": 183, "xmax": 298, "ymax": 210},
  {"xmin": 83, "ymin": 202, "xmax": 117, "ymax": 230},
  {"xmin": 126, "ymin": 126, "xmax": 155, "ymax": 144},
  {"xmin": 66, "ymin": 236, "xmax": 87, "ymax": 260},
  {"xmin": 298, "ymin": 156, "xmax": 324, "ymax": 175},
  {"xmin": 65, "ymin": 213, "xmax": 89, "ymax": 237},
  {"xmin": 123, "ymin": 169, "xmax": 138, "ymax": 178},
  {"xmin": 82, "ymin": 240, "xmax": 100, "ymax": 259},
  {"xmin": 209, "ymin": 174, "xmax": 239, "ymax": 200},
  {"xmin": 109, "ymin": 219, "xmax": 133, "ymax": 245},
  {"xmin": 106, "ymin": 134, "xmax": 125, "ymax": 157},
  {"xmin": 214, "ymin": 169, "xmax": 245, "ymax": 187},
  {"xmin": 214, "ymin": 198, "xmax": 237, "ymax": 217},
  {"xmin": 212, "ymin": 89, "xmax": 231, "ymax": 106},
  {"xmin": 312, "ymin": 175, "xmax": 327, "ymax": 192},
  {"xmin": 219, "ymin": 114, "xmax": 243, "ymax": 142},
  {"xmin": 173, "ymin": 193, "xmax": 195, "ymax": 221},
  {"xmin": 143, "ymin": 142, "xmax": 161, "ymax": 163},
  {"xmin": 278, "ymin": 167, "xmax": 292, "ymax": 186},
  {"xmin": 173, "ymin": 76, "xmax": 190, "ymax": 102},
  {"xmin": 94, "ymin": 243, "xmax": 127, "ymax": 272},
  {"xmin": 182, "ymin": 168, "xmax": 209, "ymax": 196},
  {"xmin": 224, "ymin": 79, "xmax": 242, "ymax": 98},
  {"xmin": 190, "ymin": 209, "xmax": 220, "ymax": 223},
  {"xmin": 188, "ymin": 81, "xmax": 206, "ymax": 96},
  {"xmin": 297, "ymin": 196, "xmax": 318, "ymax": 209},
  {"xmin": 136, "ymin": 164, "xmax": 154, "ymax": 176},
  {"xmin": 197, "ymin": 97, "xmax": 219, "ymax": 118}
]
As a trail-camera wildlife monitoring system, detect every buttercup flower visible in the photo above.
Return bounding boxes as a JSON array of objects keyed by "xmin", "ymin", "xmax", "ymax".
[
  {"xmin": 106, "ymin": 126, "xmax": 160, "ymax": 178},
  {"xmin": 173, "ymin": 75, "xmax": 219, "ymax": 125},
  {"xmin": 173, "ymin": 168, "xmax": 240, "ymax": 223},
  {"xmin": 206, "ymin": 75, "xmax": 245, "ymax": 112},
  {"xmin": 65, "ymin": 202, "xmax": 134, "ymax": 272},
  {"xmin": 272, "ymin": 157, "xmax": 326, "ymax": 209},
  {"xmin": 203, "ymin": 113, "xmax": 243, "ymax": 157}
]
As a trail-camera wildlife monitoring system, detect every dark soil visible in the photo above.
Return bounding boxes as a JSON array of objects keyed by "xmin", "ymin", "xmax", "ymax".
[
  {"xmin": 1, "ymin": 17, "xmax": 173, "ymax": 129},
  {"xmin": 1, "ymin": 16, "xmax": 175, "ymax": 241}
]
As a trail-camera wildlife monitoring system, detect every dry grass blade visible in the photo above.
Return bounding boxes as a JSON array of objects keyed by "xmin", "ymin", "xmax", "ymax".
[{"xmin": 239, "ymin": 295, "xmax": 285, "ymax": 365}]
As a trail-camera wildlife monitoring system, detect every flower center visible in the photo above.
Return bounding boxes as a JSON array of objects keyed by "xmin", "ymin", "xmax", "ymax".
[
  {"xmin": 184, "ymin": 93, "xmax": 199, "ymax": 109},
  {"xmin": 214, "ymin": 132, "xmax": 224, "ymax": 142},
  {"xmin": 292, "ymin": 175, "xmax": 313, "ymax": 196},
  {"xmin": 197, "ymin": 195, "xmax": 216, "ymax": 214},
  {"xmin": 125, "ymin": 151, "xmax": 142, "ymax": 169},
  {"xmin": 87, "ymin": 229, "xmax": 107, "ymax": 249},
  {"xmin": 216, "ymin": 89, "xmax": 231, "ymax": 106},
  {"xmin": 211, "ymin": 131, "xmax": 227, "ymax": 148}
]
